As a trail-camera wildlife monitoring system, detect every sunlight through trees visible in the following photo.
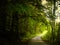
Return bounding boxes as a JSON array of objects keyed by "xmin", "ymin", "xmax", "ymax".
[{"xmin": 0, "ymin": 0, "xmax": 60, "ymax": 45}]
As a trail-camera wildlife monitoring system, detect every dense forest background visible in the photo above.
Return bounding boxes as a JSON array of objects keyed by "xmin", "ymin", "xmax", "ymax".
[{"xmin": 0, "ymin": 0, "xmax": 60, "ymax": 45}]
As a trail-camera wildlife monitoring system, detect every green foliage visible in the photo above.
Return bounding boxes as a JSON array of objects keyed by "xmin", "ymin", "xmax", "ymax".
[
  {"xmin": 6, "ymin": 4, "xmax": 37, "ymax": 16},
  {"xmin": 1, "ymin": 0, "xmax": 58, "ymax": 45}
]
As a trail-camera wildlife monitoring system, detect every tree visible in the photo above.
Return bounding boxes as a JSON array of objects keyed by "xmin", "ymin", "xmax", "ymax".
[{"xmin": 0, "ymin": 0, "xmax": 52, "ymax": 45}]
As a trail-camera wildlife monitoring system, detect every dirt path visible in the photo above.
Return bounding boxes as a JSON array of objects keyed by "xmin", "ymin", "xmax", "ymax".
[{"xmin": 28, "ymin": 36, "xmax": 49, "ymax": 45}]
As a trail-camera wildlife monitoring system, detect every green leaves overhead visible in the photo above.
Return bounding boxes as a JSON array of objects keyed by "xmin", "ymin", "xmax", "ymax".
[
  {"xmin": 6, "ymin": 4, "xmax": 38, "ymax": 16},
  {"xmin": 3, "ymin": 0, "xmax": 51, "ymax": 41}
]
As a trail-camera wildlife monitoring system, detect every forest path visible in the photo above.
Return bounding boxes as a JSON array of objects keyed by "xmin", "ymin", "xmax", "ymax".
[{"xmin": 28, "ymin": 35, "xmax": 49, "ymax": 45}]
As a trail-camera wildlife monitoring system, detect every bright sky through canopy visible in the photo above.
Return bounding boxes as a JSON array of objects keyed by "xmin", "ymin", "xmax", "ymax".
[
  {"xmin": 55, "ymin": 1, "xmax": 60, "ymax": 23},
  {"xmin": 41, "ymin": 0, "xmax": 48, "ymax": 5}
]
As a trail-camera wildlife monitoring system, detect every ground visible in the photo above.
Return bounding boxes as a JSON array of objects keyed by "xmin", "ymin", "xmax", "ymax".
[{"xmin": 28, "ymin": 35, "xmax": 49, "ymax": 45}]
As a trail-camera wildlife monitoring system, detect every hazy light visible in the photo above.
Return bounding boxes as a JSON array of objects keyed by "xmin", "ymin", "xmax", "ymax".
[
  {"xmin": 31, "ymin": 30, "xmax": 48, "ymax": 42},
  {"xmin": 41, "ymin": 0, "xmax": 48, "ymax": 5},
  {"xmin": 55, "ymin": 18, "xmax": 60, "ymax": 23},
  {"xmin": 39, "ymin": 30, "xmax": 48, "ymax": 37},
  {"xmin": 55, "ymin": 1, "xmax": 60, "ymax": 23}
]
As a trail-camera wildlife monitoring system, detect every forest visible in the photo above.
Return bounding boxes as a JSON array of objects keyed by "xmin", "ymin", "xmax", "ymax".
[{"xmin": 0, "ymin": 0, "xmax": 60, "ymax": 45}]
